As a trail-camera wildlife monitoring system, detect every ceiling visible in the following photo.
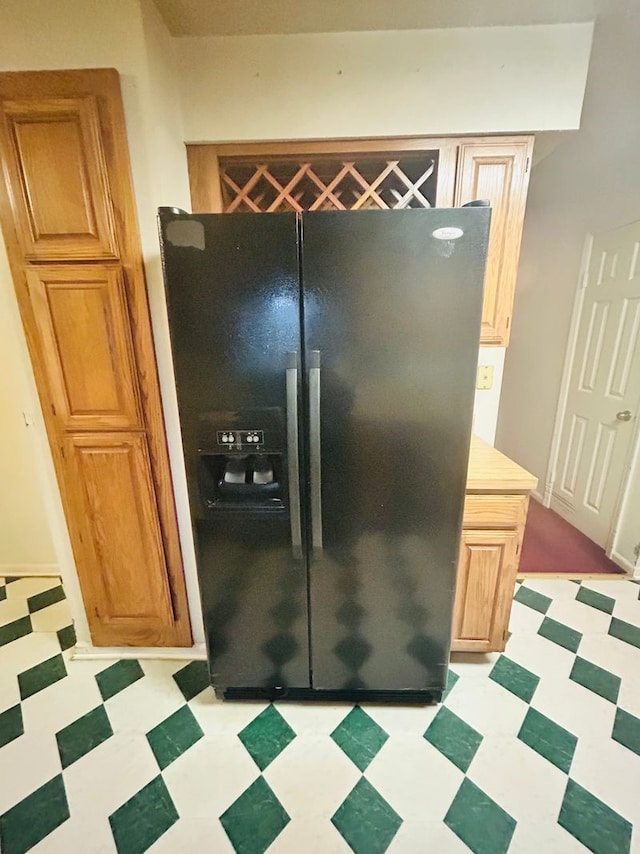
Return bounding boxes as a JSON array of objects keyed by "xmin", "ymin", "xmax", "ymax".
[{"xmin": 153, "ymin": 0, "xmax": 597, "ymax": 38}]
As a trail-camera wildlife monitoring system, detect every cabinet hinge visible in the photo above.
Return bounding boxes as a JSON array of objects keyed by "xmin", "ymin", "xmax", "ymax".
[
  {"xmin": 506, "ymin": 316, "xmax": 510, "ymax": 329},
  {"xmin": 59, "ymin": 443, "xmax": 65, "ymax": 460},
  {"xmin": 516, "ymin": 542, "xmax": 520, "ymax": 555},
  {"xmin": 51, "ymin": 403, "xmax": 56, "ymax": 416},
  {"xmin": 525, "ymin": 156, "xmax": 530, "ymax": 173}
]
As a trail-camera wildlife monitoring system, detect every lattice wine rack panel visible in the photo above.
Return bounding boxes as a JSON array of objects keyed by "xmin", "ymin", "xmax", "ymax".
[{"xmin": 219, "ymin": 153, "xmax": 440, "ymax": 213}]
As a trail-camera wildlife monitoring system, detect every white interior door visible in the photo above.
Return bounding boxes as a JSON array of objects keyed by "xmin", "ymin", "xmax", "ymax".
[{"xmin": 552, "ymin": 220, "xmax": 640, "ymax": 547}]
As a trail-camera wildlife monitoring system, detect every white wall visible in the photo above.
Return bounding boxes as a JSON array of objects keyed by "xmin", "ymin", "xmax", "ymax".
[
  {"xmin": 176, "ymin": 24, "xmax": 593, "ymax": 142},
  {"xmin": 497, "ymin": 1, "xmax": 640, "ymax": 567}
]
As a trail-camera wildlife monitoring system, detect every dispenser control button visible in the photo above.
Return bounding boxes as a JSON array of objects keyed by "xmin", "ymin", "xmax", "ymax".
[
  {"xmin": 228, "ymin": 434, "xmax": 235, "ymax": 443},
  {"xmin": 221, "ymin": 434, "xmax": 229, "ymax": 443}
]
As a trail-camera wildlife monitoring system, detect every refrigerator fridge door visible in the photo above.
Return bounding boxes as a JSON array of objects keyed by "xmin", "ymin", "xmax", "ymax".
[
  {"xmin": 301, "ymin": 208, "xmax": 490, "ymax": 693},
  {"xmin": 159, "ymin": 211, "xmax": 310, "ymax": 694}
]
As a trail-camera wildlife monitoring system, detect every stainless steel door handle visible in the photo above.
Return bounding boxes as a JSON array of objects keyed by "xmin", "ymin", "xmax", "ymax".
[
  {"xmin": 617, "ymin": 410, "xmax": 633, "ymax": 422},
  {"xmin": 286, "ymin": 352, "xmax": 303, "ymax": 559},
  {"xmin": 309, "ymin": 350, "xmax": 323, "ymax": 557}
]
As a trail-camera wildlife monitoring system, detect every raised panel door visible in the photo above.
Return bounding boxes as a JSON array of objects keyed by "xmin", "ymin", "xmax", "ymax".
[
  {"xmin": 0, "ymin": 96, "xmax": 118, "ymax": 260},
  {"xmin": 451, "ymin": 530, "xmax": 519, "ymax": 652},
  {"xmin": 455, "ymin": 140, "xmax": 532, "ymax": 346},
  {"xmin": 25, "ymin": 265, "xmax": 141, "ymax": 430},
  {"xmin": 65, "ymin": 433, "xmax": 176, "ymax": 646}
]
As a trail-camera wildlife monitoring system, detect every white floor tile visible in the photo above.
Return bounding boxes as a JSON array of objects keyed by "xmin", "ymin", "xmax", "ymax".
[
  {"xmin": 546, "ymin": 598, "xmax": 613, "ymax": 635},
  {"xmin": 509, "ymin": 819, "xmax": 589, "ymax": 853},
  {"xmin": 0, "ymin": 731, "xmax": 62, "ymax": 814},
  {"xmin": 265, "ymin": 735, "xmax": 360, "ymax": 822},
  {"xmin": 445, "ymin": 672, "xmax": 529, "ymax": 736},
  {"xmin": 161, "ymin": 736, "xmax": 258, "ymax": 818},
  {"xmin": 361, "ymin": 701, "xmax": 439, "ymax": 736},
  {"xmin": 570, "ymin": 737, "xmax": 640, "ymax": 826},
  {"xmin": 268, "ymin": 818, "xmax": 351, "ymax": 853},
  {"xmin": 188, "ymin": 692, "xmax": 268, "ymax": 736},
  {"xmin": 275, "ymin": 701, "xmax": 351, "ymax": 736},
  {"xmin": 581, "ymin": 579, "xmax": 638, "ymax": 601},
  {"xmin": 521, "ymin": 578, "xmax": 582, "ymax": 600},
  {"xmin": 29, "ymin": 815, "xmax": 115, "ymax": 853},
  {"xmin": 612, "ymin": 596, "xmax": 640, "ymax": 627},
  {"xmin": 104, "ymin": 674, "xmax": 185, "ymax": 735},
  {"xmin": 468, "ymin": 736, "xmax": 567, "ymax": 824},
  {"xmin": 577, "ymin": 632, "xmax": 640, "ymax": 684},
  {"xmin": 63, "ymin": 734, "xmax": 158, "ymax": 821},
  {"xmin": 389, "ymin": 820, "xmax": 474, "ymax": 853},
  {"xmin": 505, "ymin": 630, "xmax": 577, "ymax": 681},
  {"xmin": 0, "ymin": 632, "xmax": 62, "ymax": 679},
  {"xmin": 21, "ymin": 671, "xmax": 103, "ymax": 735},
  {"xmin": 365, "ymin": 736, "xmax": 464, "ymax": 823},
  {"xmin": 30, "ymin": 600, "xmax": 73, "ymax": 633},
  {"xmin": 5, "ymin": 577, "xmax": 59, "ymax": 601},
  {"xmin": 0, "ymin": 596, "xmax": 29, "ymax": 628},
  {"xmin": 149, "ymin": 817, "xmax": 234, "ymax": 852},
  {"xmin": 531, "ymin": 676, "xmax": 616, "ymax": 741},
  {"xmin": 508, "ymin": 600, "xmax": 546, "ymax": 634}
]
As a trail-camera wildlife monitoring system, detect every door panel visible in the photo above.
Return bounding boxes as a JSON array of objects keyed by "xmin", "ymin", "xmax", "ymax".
[
  {"xmin": 160, "ymin": 211, "xmax": 310, "ymax": 688},
  {"xmin": 0, "ymin": 96, "xmax": 118, "ymax": 260},
  {"xmin": 66, "ymin": 433, "xmax": 176, "ymax": 645},
  {"xmin": 451, "ymin": 531, "xmax": 518, "ymax": 651},
  {"xmin": 302, "ymin": 209, "xmax": 489, "ymax": 691},
  {"xmin": 26, "ymin": 266, "xmax": 141, "ymax": 430},
  {"xmin": 553, "ymin": 222, "xmax": 640, "ymax": 546},
  {"xmin": 455, "ymin": 141, "xmax": 531, "ymax": 345}
]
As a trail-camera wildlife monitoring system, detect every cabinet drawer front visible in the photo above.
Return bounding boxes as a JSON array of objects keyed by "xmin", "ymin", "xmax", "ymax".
[{"xmin": 463, "ymin": 495, "xmax": 526, "ymax": 529}]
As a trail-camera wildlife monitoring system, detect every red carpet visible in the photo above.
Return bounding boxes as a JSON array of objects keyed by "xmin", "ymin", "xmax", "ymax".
[{"xmin": 519, "ymin": 499, "xmax": 625, "ymax": 575}]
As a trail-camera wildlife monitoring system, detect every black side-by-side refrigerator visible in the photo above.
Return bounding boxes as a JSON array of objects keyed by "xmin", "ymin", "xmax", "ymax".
[{"xmin": 159, "ymin": 207, "xmax": 490, "ymax": 702}]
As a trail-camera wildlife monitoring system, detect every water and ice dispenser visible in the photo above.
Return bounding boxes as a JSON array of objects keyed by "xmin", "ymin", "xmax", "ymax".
[{"xmin": 197, "ymin": 409, "xmax": 286, "ymax": 512}]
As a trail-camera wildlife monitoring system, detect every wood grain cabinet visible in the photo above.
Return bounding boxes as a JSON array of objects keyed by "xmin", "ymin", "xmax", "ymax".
[
  {"xmin": 452, "ymin": 438, "xmax": 537, "ymax": 653},
  {"xmin": 0, "ymin": 69, "xmax": 191, "ymax": 647},
  {"xmin": 187, "ymin": 135, "xmax": 534, "ymax": 347}
]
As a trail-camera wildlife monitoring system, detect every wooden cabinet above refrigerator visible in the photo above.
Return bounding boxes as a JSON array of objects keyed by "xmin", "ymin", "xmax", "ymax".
[{"xmin": 186, "ymin": 135, "xmax": 534, "ymax": 348}]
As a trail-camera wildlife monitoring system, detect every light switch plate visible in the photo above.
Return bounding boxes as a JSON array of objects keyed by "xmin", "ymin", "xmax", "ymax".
[{"xmin": 476, "ymin": 365, "xmax": 494, "ymax": 390}]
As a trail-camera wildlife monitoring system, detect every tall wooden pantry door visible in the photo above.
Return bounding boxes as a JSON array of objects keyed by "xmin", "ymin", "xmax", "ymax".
[{"xmin": 0, "ymin": 69, "xmax": 191, "ymax": 647}]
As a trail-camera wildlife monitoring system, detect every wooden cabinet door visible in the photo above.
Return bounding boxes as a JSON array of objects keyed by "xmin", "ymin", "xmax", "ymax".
[
  {"xmin": 451, "ymin": 530, "xmax": 519, "ymax": 652},
  {"xmin": 0, "ymin": 96, "xmax": 118, "ymax": 260},
  {"xmin": 455, "ymin": 140, "xmax": 533, "ymax": 346},
  {"xmin": 26, "ymin": 266, "xmax": 141, "ymax": 430},
  {"xmin": 65, "ymin": 433, "xmax": 176, "ymax": 646}
]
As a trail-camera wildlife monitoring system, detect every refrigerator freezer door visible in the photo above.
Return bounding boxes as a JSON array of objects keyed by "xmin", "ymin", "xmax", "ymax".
[
  {"xmin": 301, "ymin": 208, "xmax": 490, "ymax": 693},
  {"xmin": 160, "ymin": 212, "xmax": 310, "ymax": 692}
]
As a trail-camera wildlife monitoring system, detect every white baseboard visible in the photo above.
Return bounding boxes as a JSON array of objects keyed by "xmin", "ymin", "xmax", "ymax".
[
  {"xmin": 530, "ymin": 489, "xmax": 546, "ymax": 506},
  {"xmin": 609, "ymin": 550, "xmax": 639, "ymax": 578},
  {"xmin": 72, "ymin": 642, "xmax": 207, "ymax": 661},
  {"xmin": 0, "ymin": 564, "xmax": 59, "ymax": 577}
]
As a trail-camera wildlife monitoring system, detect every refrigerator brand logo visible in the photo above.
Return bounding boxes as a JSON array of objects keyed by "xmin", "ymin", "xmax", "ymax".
[{"xmin": 432, "ymin": 227, "xmax": 464, "ymax": 241}]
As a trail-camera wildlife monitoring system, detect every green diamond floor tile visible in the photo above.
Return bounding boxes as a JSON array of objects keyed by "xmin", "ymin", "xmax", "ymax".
[
  {"xmin": 330, "ymin": 706, "xmax": 389, "ymax": 772},
  {"xmin": 424, "ymin": 706, "xmax": 483, "ymax": 772},
  {"xmin": 57, "ymin": 624, "xmax": 76, "ymax": 652},
  {"xmin": 576, "ymin": 586, "xmax": 615, "ymax": 615},
  {"xmin": 612, "ymin": 708, "xmax": 640, "ymax": 757},
  {"xmin": 96, "ymin": 659, "xmax": 144, "ymax": 701},
  {"xmin": 220, "ymin": 776, "xmax": 290, "ymax": 854},
  {"xmin": 514, "ymin": 585, "xmax": 552, "ymax": 614},
  {"xmin": 27, "ymin": 585, "xmax": 65, "ymax": 614},
  {"xmin": 0, "ymin": 704, "xmax": 23, "ymax": 749},
  {"xmin": 569, "ymin": 657, "xmax": 620, "ymax": 704},
  {"xmin": 0, "ymin": 774, "xmax": 69, "ymax": 854},
  {"xmin": 109, "ymin": 775, "xmax": 178, "ymax": 854},
  {"xmin": 238, "ymin": 704, "xmax": 296, "ymax": 771},
  {"xmin": 517, "ymin": 707, "xmax": 577, "ymax": 773},
  {"xmin": 0, "ymin": 615, "xmax": 32, "ymax": 648},
  {"xmin": 18, "ymin": 653, "xmax": 66, "ymax": 700},
  {"xmin": 331, "ymin": 777, "xmax": 402, "ymax": 854},
  {"xmin": 537, "ymin": 617, "xmax": 582, "ymax": 653},
  {"xmin": 608, "ymin": 617, "xmax": 640, "ymax": 650},
  {"xmin": 56, "ymin": 705, "xmax": 113, "ymax": 769},
  {"xmin": 558, "ymin": 778, "xmax": 632, "ymax": 854},
  {"xmin": 147, "ymin": 704, "xmax": 204, "ymax": 770},
  {"xmin": 489, "ymin": 655, "xmax": 540, "ymax": 703},
  {"xmin": 442, "ymin": 668, "xmax": 459, "ymax": 701},
  {"xmin": 172, "ymin": 660, "xmax": 210, "ymax": 701},
  {"xmin": 444, "ymin": 778, "xmax": 516, "ymax": 854}
]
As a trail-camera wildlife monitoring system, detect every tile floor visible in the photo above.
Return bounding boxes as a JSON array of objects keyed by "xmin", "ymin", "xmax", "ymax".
[{"xmin": 1, "ymin": 575, "xmax": 640, "ymax": 853}]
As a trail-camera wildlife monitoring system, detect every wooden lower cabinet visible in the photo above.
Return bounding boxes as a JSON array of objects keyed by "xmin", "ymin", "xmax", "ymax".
[{"xmin": 452, "ymin": 494, "xmax": 529, "ymax": 653}]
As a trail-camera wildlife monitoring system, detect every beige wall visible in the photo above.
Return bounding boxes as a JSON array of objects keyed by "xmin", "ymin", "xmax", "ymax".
[
  {"xmin": 176, "ymin": 24, "xmax": 593, "ymax": 142},
  {"xmin": 497, "ymin": 2, "xmax": 640, "ymax": 569}
]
